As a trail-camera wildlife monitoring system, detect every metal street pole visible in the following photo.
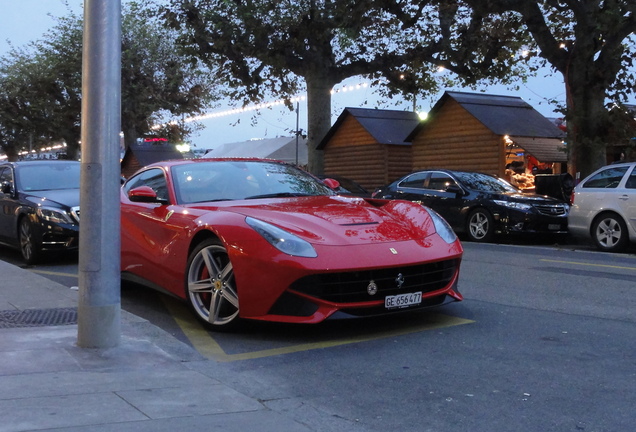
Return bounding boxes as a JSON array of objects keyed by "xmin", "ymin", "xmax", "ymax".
[{"xmin": 77, "ymin": 0, "xmax": 122, "ymax": 348}]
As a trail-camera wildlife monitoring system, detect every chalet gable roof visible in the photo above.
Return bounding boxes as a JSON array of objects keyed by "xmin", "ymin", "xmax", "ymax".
[
  {"xmin": 204, "ymin": 136, "xmax": 308, "ymax": 165},
  {"xmin": 407, "ymin": 91, "xmax": 566, "ymax": 141},
  {"xmin": 318, "ymin": 107, "xmax": 421, "ymax": 149},
  {"xmin": 122, "ymin": 143, "xmax": 191, "ymax": 166}
]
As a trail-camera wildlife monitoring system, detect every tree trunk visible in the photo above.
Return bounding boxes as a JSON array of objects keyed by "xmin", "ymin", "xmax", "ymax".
[
  {"xmin": 305, "ymin": 73, "xmax": 333, "ymax": 175},
  {"xmin": 564, "ymin": 63, "xmax": 609, "ymax": 180},
  {"xmin": 2, "ymin": 145, "xmax": 19, "ymax": 162},
  {"xmin": 63, "ymin": 132, "xmax": 81, "ymax": 160},
  {"xmin": 123, "ymin": 127, "xmax": 139, "ymax": 153}
]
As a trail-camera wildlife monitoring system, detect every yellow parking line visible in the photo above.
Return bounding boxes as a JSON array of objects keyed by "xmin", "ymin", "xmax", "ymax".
[
  {"xmin": 162, "ymin": 296, "xmax": 473, "ymax": 362},
  {"xmin": 30, "ymin": 269, "xmax": 78, "ymax": 278},
  {"xmin": 162, "ymin": 297, "xmax": 228, "ymax": 359},
  {"xmin": 540, "ymin": 259, "xmax": 636, "ymax": 271}
]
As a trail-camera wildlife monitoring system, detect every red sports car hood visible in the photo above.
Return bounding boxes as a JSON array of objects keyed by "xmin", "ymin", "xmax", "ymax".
[{"xmin": 215, "ymin": 195, "xmax": 436, "ymax": 246}]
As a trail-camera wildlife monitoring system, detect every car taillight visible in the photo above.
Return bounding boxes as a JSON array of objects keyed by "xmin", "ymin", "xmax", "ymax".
[{"xmin": 570, "ymin": 191, "xmax": 575, "ymax": 205}]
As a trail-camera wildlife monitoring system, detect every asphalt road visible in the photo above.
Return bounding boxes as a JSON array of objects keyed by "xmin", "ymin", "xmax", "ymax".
[{"xmin": 1, "ymin": 240, "xmax": 636, "ymax": 431}]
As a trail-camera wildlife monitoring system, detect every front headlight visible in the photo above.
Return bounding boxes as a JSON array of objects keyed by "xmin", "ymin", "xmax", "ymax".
[
  {"xmin": 493, "ymin": 200, "xmax": 532, "ymax": 211},
  {"xmin": 37, "ymin": 207, "xmax": 75, "ymax": 224},
  {"xmin": 424, "ymin": 207, "xmax": 457, "ymax": 244},
  {"xmin": 246, "ymin": 217, "xmax": 317, "ymax": 258}
]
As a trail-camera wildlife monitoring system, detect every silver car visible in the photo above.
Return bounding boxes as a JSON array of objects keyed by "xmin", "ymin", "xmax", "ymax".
[{"xmin": 568, "ymin": 162, "xmax": 636, "ymax": 252}]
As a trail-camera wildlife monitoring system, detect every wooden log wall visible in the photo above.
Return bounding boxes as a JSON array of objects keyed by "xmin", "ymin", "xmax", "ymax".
[
  {"xmin": 324, "ymin": 144, "xmax": 411, "ymax": 191},
  {"xmin": 412, "ymin": 99, "xmax": 504, "ymax": 177},
  {"xmin": 121, "ymin": 156, "xmax": 142, "ymax": 179},
  {"xmin": 327, "ymin": 115, "xmax": 376, "ymax": 148},
  {"xmin": 323, "ymin": 115, "xmax": 413, "ymax": 190}
]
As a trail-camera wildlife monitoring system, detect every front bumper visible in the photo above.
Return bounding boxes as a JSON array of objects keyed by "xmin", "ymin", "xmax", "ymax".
[
  {"xmin": 493, "ymin": 209, "xmax": 568, "ymax": 235},
  {"xmin": 37, "ymin": 220, "xmax": 79, "ymax": 251},
  {"xmin": 230, "ymin": 234, "xmax": 464, "ymax": 324}
]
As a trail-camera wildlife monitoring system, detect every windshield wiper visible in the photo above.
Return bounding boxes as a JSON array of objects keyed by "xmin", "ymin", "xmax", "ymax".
[
  {"xmin": 245, "ymin": 192, "xmax": 312, "ymax": 200},
  {"xmin": 190, "ymin": 198, "xmax": 234, "ymax": 203}
]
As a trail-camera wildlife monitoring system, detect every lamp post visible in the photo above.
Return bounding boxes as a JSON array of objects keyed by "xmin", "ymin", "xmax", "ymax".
[{"xmin": 77, "ymin": 0, "xmax": 122, "ymax": 348}]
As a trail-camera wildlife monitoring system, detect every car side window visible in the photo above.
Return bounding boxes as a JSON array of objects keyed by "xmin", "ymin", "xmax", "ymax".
[
  {"xmin": 124, "ymin": 168, "xmax": 170, "ymax": 202},
  {"xmin": 427, "ymin": 173, "xmax": 457, "ymax": 191},
  {"xmin": 0, "ymin": 168, "xmax": 6, "ymax": 191},
  {"xmin": 626, "ymin": 168, "xmax": 636, "ymax": 189},
  {"xmin": 582, "ymin": 167, "xmax": 629, "ymax": 189},
  {"xmin": 0, "ymin": 167, "xmax": 13, "ymax": 192},
  {"xmin": 0, "ymin": 167, "xmax": 13, "ymax": 182},
  {"xmin": 399, "ymin": 172, "xmax": 428, "ymax": 189}
]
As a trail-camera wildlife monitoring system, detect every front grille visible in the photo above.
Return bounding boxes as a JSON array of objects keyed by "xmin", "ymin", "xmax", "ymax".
[
  {"xmin": 291, "ymin": 259, "xmax": 459, "ymax": 304},
  {"xmin": 533, "ymin": 204, "xmax": 567, "ymax": 216}
]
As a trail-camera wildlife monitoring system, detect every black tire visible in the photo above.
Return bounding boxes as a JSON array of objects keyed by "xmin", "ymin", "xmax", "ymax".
[
  {"xmin": 19, "ymin": 217, "xmax": 41, "ymax": 265},
  {"xmin": 591, "ymin": 213, "xmax": 629, "ymax": 253},
  {"xmin": 466, "ymin": 208, "xmax": 494, "ymax": 242},
  {"xmin": 185, "ymin": 238, "xmax": 241, "ymax": 330}
]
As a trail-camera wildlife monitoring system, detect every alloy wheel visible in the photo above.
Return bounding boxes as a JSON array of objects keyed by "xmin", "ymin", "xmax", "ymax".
[
  {"xmin": 19, "ymin": 218, "xmax": 39, "ymax": 265},
  {"xmin": 468, "ymin": 209, "xmax": 493, "ymax": 242},
  {"xmin": 186, "ymin": 240, "xmax": 239, "ymax": 327},
  {"xmin": 593, "ymin": 215, "xmax": 628, "ymax": 252}
]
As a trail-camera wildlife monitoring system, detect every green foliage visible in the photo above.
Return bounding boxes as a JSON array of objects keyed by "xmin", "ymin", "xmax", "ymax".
[
  {"xmin": 163, "ymin": 0, "xmax": 532, "ymax": 104},
  {"xmin": 468, "ymin": 0, "xmax": 636, "ymax": 175},
  {"xmin": 0, "ymin": 46, "xmax": 55, "ymax": 160},
  {"xmin": 162, "ymin": 0, "xmax": 537, "ymax": 172},
  {"xmin": 0, "ymin": 0, "xmax": 217, "ymax": 161},
  {"xmin": 121, "ymin": 0, "xmax": 217, "ymax": 147}
]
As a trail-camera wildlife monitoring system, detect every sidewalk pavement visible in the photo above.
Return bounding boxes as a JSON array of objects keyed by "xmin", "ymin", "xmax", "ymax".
[{"xmin": 0, "ymin": 259, "xmax": 317, "ymax": 432}]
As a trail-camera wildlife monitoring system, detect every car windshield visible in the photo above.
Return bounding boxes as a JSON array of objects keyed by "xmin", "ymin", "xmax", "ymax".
[
  {"xmin": 16, "ymin": 163, "xmax": 81, "ymax": 191},
  {"xmin": 172, "ymin": 160, "xmax": 335, "ymax": 204},
  {"xmin": 454, "ymin": 171, "xmax": 519, "ymax": 193}
]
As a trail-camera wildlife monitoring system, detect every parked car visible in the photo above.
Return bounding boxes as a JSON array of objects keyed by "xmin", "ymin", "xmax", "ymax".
[
  {"xmin": 120, "ymin": 158, "xmax": 463, "ymax": 330},
  {"xmin": 568, "ymin": 161, "xmax": 636, "ymax": 252},
  {"xmin": 0, "ymin": 160, "xmax": 80, "ymax": 264},
  {"xmin": 373, "ymin": 169, "xmax": 570, "ymax": 242},
  {"xmin": 317, "ymin": 175, "xmax": 370, "ymax": 197}
]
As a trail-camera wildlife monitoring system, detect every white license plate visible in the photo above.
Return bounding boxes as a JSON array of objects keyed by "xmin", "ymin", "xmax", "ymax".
[
  {"xmin": 548, "ymin": 224, "xmax": 561, "ymax": 230},
  {"xmin": 385, "ymin": 292, "xmax": 422, "ymax": 309}
]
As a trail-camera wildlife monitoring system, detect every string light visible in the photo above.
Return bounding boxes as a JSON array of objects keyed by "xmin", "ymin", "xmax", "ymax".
[
  {"xmin": 185, "ymin": 81, "xmax": 370, "ymax": 123},
  {"xmin": 149, "ymin": 81, "xmax": 372, "ymax": 131},
  {"xmin": 0, "ymin": 143, "xmax": 67, "ymax": 160}
]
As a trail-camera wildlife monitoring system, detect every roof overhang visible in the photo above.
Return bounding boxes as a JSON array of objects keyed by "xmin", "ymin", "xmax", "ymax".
[{"xmin": 509, "ymin": 136, "xmax": 568, "ymax": 162}]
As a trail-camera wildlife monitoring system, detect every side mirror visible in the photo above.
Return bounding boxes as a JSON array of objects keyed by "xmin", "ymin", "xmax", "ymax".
[
  {"xmin": 322, "ymin": 178, "xmax": 341, "ymax": 190},
  {"xmin": 1, "ymin": 181, "xmax": 14, "ymax": 195},
  {"xmin": 128, "ymin": 186, "xmax": 166, "ymax": 204},
  {"xmin": 446, "ymin": 184, "xmax": 463, "ymax": 196}
]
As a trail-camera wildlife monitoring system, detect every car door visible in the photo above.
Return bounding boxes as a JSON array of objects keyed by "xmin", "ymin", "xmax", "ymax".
[
  {"xmin": 618, "ymin": 165, "xmax": 636, "ymax": 233},
  {"xmin": 578, "ymin": 164, "xmax": 631, "ymax": 221},
  {"xmin": 121, "ymin": 167, "xmax": 189, "ymax": 286},
  {"xmin": 0, "ymin": 166, "xmax": 18, "ymax": 245},
  {"xmin": 417, "ymin": 172, "xmax": 465, "ymax": 230}
]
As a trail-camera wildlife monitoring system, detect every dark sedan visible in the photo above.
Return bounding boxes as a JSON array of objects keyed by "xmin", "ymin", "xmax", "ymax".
[
  {"xmin": 0, "ymin": 160, "xmax": 80, "ymax": 264},
  {"xmin": 373, "ymin": 169, "xmax": 569, "ymax": 242}
]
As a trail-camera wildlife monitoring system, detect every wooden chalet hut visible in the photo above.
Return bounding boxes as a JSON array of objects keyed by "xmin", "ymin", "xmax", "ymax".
[
  {"xmin": 121, "ymin": 141, "xmax": 193, "ymax": 178},
  {"xmin": 407, "ymin": 91, "xmax": 567, "ymax": 190},
  {"xmin": 318, "ymin": 107, "xmax": 421, "ymax": 190},
  {"xmin": 204, "ymin": 136, "xmax": 309, "ymax": 166}
]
